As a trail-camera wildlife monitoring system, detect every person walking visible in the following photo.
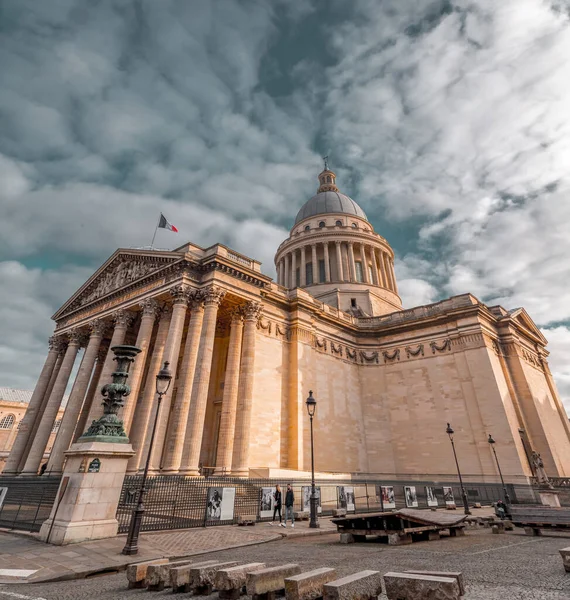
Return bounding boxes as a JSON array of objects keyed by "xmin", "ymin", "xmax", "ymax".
[
  {"xmin": 271, "ymin": 484, "xmax": 282, "ymax": 524},
  {"xmin": 282, "ymin": 483, "xmax": 295, "ymax": 528}
]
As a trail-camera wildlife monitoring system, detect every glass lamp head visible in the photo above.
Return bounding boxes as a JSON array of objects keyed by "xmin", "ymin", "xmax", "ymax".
[
  {"xmin": 156, "ymin": 361, "xmax": 172, "ymax": 395},
  {"xmin": 306, "ymin": 390, "xmax": 317, "ymax": 417}
]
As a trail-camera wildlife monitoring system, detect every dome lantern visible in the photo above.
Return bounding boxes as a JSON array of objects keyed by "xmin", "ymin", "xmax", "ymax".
[{"xmin": 317, "ymin": 157, "xmax": 339, "ymax": 193}]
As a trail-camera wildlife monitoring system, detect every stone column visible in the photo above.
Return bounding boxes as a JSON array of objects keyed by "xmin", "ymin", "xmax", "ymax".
[
  {"xmin": 291, "ymin": 250, "xmax": 297, "ymax": 288},
  {"xmin": 390, "ymin": 257, "xmax": 398, "ymax": 293},
  {"xmin": 360, "ymin": 242, "xmax": 370, "ymax": 283},
  {"xmin": 231, "ymin": 301, "xmax": 262, "ymax": 476},
  {"xmin": 161, "ymin": 294, "xmax": 206, "ymax": 472},
  {"xmin": 311, "ymin": 243, "xmax": 318, "ymax": 284},
  {"xmin": 18, "ymin": 349, "xmax": 66, "ymax": 471},
  {"xmin": 149, "ymin": 285, "xmax": 190, "ymax": 471},
  {"xmin": 73, "ymin": 346, "xmax": 107, "ymax": 443},
  {"xmin": 86, "ymin": 309, "xmax": 134, "ymax": 426},
  {"xmin": 2, "ymin": 336, "xmax": 62, "ymax": 475},
  {"xmin": 277, "ymin": 260, "xmax": 283, "ymax": 286},
  {"xmin": 370, "ymin": 246, "xmax": 380, "ymax": 285},
  {"xmin": 383, "ymin": 254, "xmax": 393, "ymax": 291},
  {"xmin": 127, "ymin": 306, "xmax": 172, "ymax": 472},
  {"xmin": 47, "ymin": 321, "xmax": 106, "ymax": 474},
  {"xmin": 180, "ymin": 286, "xmax": 226, "ymax": 475},
  {"xmin": 378, "ymin": 251, "xmax": 388, "ymax": 288},
  {"xmin": 335, "ymin": 241, "xmax": 344, "ymax": 282},
  {"xmin": 323, "ymin": 242, "xmax": 331, "ymax": 282},
  {"xmin": 348, "ymin": 242, "xmax": 357, "ymax": 282},
  {"xmin": 300, "ymin": 247, "xmax": 307, "ymax": 286},
  {"xmin": 21, "ymin": 332, "xmax": 81, "ymax": 475},
  {"xmin": 284, "ymin": 254, "xmax": 290, "ymax": 288},
  {"xmin": 214, "ymin": 309, "xmax": 244, "ymax": 474},
  {"xmin": 121, "ymin": 298, "xmax": 158, "ymax": 433}
]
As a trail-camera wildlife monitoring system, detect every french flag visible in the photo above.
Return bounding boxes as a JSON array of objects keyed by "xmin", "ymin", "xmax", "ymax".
[{"xmin": 158, "ymin": 213, "xmax": 178, "ymax": 232}]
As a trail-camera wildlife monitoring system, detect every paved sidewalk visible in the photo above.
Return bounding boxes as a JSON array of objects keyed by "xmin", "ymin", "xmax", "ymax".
[{"xmin": 0, "ymin": 518, "xmax": 337, "ymax": 584}]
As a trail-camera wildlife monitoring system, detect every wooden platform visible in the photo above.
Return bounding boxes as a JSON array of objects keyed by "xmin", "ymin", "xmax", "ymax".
[
  {"xmin": 332, "ymin": 509, "xmax": 467, "ymax": 544},
  {"xmin": 510, "ymin": 505, "xmax": 570, "ymax": 533}
]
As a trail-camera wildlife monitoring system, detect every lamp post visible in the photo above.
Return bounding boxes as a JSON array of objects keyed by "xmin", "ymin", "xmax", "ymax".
[
  {"xmin": 445, "ymin": 423, "xmax": 471, "ymax": 515},
  {"xmin": 305, "ymin": 390, "xmax": 319, "ymax": 529},
  {"xmin": 488, "ymin": 434, "xmax": 511, "ymax": 505},
  {"xmin": 122, "ymin": 361, "xmax": 172, "ymax": 555}
]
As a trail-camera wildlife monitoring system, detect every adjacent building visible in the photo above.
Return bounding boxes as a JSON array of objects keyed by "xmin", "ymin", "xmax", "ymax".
[{"xmin": 3, "ymin": 167, "xmax": 570, "ymax": 483}]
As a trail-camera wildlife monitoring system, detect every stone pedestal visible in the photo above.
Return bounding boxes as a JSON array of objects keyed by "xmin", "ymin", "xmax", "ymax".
[
  {"xmin": 539, "ymin": 489, "xmax": 561, "ymax": 507},
  {"xmin": 39, "ymin": 440, "xmax": 134, "ymax": 545}
]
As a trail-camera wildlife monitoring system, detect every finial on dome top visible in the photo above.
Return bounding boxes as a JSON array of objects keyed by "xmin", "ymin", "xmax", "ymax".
[{"xmin": 317, "ymin": 158, "xmax": 339, "ymax": 193}]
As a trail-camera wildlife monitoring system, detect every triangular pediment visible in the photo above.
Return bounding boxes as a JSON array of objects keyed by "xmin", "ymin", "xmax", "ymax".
[
  {"xmin": 507, "ymin": 307, "xmax": 547, "ymax": 345},
  {"xmin": 53, "ymin": 249, "xmax": 184, "ymax": 320}
]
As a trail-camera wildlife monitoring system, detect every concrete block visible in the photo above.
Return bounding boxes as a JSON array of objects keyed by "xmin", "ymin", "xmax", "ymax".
[
  {"xmin": 294, "ymin": 511, "xmax": 310, "ymax": 520},
  {"xmin": 559, "ymin": 547, "xmax": 570, "ymax": 572},
  {"xmin": 332, "ymin": 508, "xmax": 347, "ymax": 517},
  {"xmin": 404, "ymin": 571, "xmax": 465, "ymax": 595},
  {"xmin": 147, "ymin": 560, "xmax": 216, "ymax": 591},
  {"xmin": 339, "ymin": 533, "xmax": 355, "ymax": 544},
  {"xmin": 285, "ymin": 567, "xmax": 337, "ymax": 600},
  {"xmin": 323, "ymin": 570, "xmax": 382, "ymax": 600},
  {"xmin": 504, "ymin": 521, "xmax": 514, "ymax": 531},
  {"xmin": 384, "ymin": 572, "xmax": 461, "ymax": 599},
  {"xmin": 388, "ymin": 532, "xmax": 412, "ymax": 545},
  {"xmin": 473, "ymin": 502, "xmax": 482, "ymax": 508},
  {"xmin": 238, "ymin": 514, "xmax": 257, "ymax": 525},
  {"xmin": 216, "ymin": 563, "xmax": 266, "ymax": 598},
  {"xmin": 524, "ymin": 527, "xmax": 542, "ymax": 537},
  {"xmin": 492, "ymin": 524, "xmax": 505, "ymax": 534},
  {"xmin": 246, "ymin": 564, "xmax": 301, "ymax": 598},
  {"xmin": 126, "ymin": 558, "xmax": 168, "ymax": 589}
]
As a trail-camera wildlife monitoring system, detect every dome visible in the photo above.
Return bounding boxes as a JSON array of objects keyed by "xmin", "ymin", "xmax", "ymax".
[{"xmin": 294, "ymin": 191, "xmax": 368, "ymax": 224}]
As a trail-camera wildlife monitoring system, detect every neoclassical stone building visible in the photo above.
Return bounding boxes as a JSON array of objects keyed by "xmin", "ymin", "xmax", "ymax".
[{"xmin": 4, "ymin": 168, "xmax": 570, "ymax": 483}]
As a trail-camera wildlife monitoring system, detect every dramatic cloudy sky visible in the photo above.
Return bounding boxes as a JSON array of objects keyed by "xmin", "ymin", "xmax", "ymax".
[{"xmin": 1, "ymin": 0, "xmax": 569, "ymax": 411}]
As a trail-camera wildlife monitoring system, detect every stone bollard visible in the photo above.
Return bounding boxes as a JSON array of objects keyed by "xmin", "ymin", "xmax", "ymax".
[
  {"xmin": 404, "ymin": 571, "xmax": 465, "ymax": 595},
  {"xmin": 216, "ymin": 563, "xmax": 266, "ymax": 599},
  {"xmin": 126, "ymin": 559, "xmax": 168, "ymax": 589},
  {"xmin": 559, "ymin": 547, "xmax": 570, "ymax": 573},
  {"xmin": 246, "ymin": 564, "xmax": 301, "ymax": 600}
]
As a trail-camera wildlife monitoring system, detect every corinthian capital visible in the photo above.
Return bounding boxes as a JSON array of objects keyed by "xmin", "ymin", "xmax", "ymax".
[
  {"xmin": 169, "ymin": 284, "xmax": 191, "ymax": 305},
  {"xmin": 114, "ymin": 308, "xmax": 135, "ymax": 328},
  {"xmin": 140, "ymin": 297, "xmax": 159, "ymax": 317},
  {"xmin": 242, "ymin": 300, "xmax": 263, "ymax": 321},
  {"xmin": 67, "ymin": 329, "xmax": 83, "ymax": 345},
  {"xmin": 202, "ymin": 286, "xmax": 226, "ymax": 307},
  {"xmin": 49, "ymin": 335, "xmax": 67, "ymax": 353},
  {"xmin": 89, "ymin": 318, "xmax": 108, "ymax": 337}
]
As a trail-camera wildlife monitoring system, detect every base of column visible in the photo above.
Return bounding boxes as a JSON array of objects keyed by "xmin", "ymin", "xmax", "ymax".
[
  {"xmin": 230, "ymin": 469, "xmax": 249, "ymax": 478},
  {"xmin": 178, "ymin": 469, "xmax": 201, "ymax": 477},
  {"xmin": 39, "ymin": 518, "xmax": 119, "ymax": 545}
]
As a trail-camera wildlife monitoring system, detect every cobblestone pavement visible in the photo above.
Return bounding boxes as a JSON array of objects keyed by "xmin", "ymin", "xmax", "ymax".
[
  {"xmin": 0, "ymin": 525, "xmax": 281, "ymax": 583},
  {"xmin": 0, "ymin": 528, "xmax": 569, "ymax": 599}
]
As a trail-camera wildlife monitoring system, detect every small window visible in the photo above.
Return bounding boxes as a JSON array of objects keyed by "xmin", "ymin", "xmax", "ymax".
[
  {"xmin": 304, "ymin": 225, "xmax": 310, "ymax": 231},
  {"xmin": 327, "ymin": 175, "xmax": 332, "ymax": 183},
  {"xmin": 352, "ymin": 223, "xmax": 358, "ymax": 229},
  {"xmin": 0, "ymin": 414, "xmax": 15, "ymax": 429},
  {"xmin": 336, "ymin": 220, "xmax": 342, "ymax": 227},
  {"xmin": 319, "ymin": 221, "xmax": 325, "ymax": 228},
  {"xmin": 51, "ymin": 419, "xmax": 61, "ymax": 433},
  {"xmin": 368, "ymin": 265, "xmax": 374, "ymax": 282},
  {"xmin": 350, "ymin": 298, "xmax": 357, "ymax": 308}
]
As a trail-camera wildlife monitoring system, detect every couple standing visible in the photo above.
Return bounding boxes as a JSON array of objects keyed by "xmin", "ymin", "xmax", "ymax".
[{"xmin": 271, "ymin": 484, "xmax": 295, "ymax": 528}]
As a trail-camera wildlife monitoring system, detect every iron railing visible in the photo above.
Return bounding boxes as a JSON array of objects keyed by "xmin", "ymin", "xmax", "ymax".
[
  {"xmin": 0, "ymin": 476, "xmax": 62, "ymax": 532},
  {"xmin": 116, "ymin": 475, "xmax": 539, "ymax": 533}
]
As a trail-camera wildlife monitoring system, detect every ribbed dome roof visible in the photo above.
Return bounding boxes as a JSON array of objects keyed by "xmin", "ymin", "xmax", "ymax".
[{"xmin": 294, "ymin": 191, "xmax": 368, "ymax": 225}]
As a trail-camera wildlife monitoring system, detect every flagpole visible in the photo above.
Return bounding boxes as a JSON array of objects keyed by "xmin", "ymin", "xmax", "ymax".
[{"xmin": 150, "ymin": 215, "xmax": 160, "ymax": 249}]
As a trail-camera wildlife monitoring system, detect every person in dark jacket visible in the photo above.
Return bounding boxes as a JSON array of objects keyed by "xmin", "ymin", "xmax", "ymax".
[
  {"xmin": 272, "ymin": 485, "xmax": 282, "ymax": 524},
  {"xmin": 282, "ymin": 484, "xmax": 295, "ymax": 528}
]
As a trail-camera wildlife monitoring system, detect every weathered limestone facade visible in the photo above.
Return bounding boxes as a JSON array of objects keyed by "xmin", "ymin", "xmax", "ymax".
[{"xmin": 4, "ymin": 168, "xmax": 570, "ymax": 483}]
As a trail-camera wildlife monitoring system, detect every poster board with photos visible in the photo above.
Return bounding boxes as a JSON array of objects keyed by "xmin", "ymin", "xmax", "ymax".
[
  {"xmin": 425, "ymin": 486, "xmax": 438, "ymax": 507},
  {"xmin": 378, "ymin": 485, "xmax": 395, "ymax": 509},
  {"xmin": 404, "ymin": 485, "xmax": 419, "ymax": 508},
  {"xmin": 301, "ymin": 486, "xmax": 322, "ymax": 513},
  {"xmin": 443, "ymin": 486, "xmax": 455, "ymax": 507},
  {"xmin": 337, "ymin": 486, "xmax": 355, "ymax": 511},
  {"xmin": 206, "ymin": 487, "xmax": 236, "ymax": 522},
  {"xmin": 260, "ymin": 487, "xmax": 275, "ymax": 518}
]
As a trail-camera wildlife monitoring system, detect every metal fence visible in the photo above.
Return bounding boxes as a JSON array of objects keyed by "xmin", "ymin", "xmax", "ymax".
[
  {"xmin": 116, "ymin": 475, "xmax": 540, "ymax": 534},
  {"xmin": 0, "ymin": 476, "xmax": 62, "ymax": 532}
]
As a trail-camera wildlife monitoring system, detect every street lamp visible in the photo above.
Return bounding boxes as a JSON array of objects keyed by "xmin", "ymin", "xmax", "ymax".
[
  {"xmin": 122, "ymin": 361, "xmax": 172, "ymax": 555},
  {"xmin": 488, "ymin": 434, "xmax": 511, "ymax": 505},
  {"xmin": 445, "ymin": 423, "xmax": 471, "ymax": 515},
  {"xmin": 305, "ymin": 390, "xmax": 319, "ymax": 529}
]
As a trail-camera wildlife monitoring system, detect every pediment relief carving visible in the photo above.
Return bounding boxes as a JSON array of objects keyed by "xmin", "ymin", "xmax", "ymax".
[{"xmin": 63, "ymin": 254, "xmax": 179, "ymax": 314}]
